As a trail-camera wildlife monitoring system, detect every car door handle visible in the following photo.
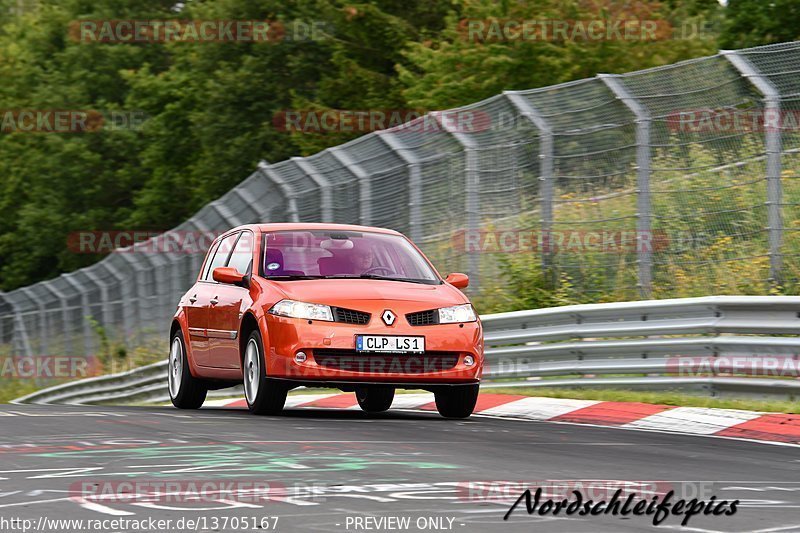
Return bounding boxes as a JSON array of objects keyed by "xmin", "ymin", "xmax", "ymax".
[
  {"xmin": 210, "ymin": 297, "xmax": 219, "ymax": 305},
  {"xmin": 189, "ymin": 294, "xmax": 197, "ymax": 304}
]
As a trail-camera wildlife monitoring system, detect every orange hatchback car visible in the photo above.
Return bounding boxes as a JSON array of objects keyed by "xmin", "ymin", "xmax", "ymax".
[{"xmin": 168, "ymin": 224, "xmax": 484, "ymax": 418}]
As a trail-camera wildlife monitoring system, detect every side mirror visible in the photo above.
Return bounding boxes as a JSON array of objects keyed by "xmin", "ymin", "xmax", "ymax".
[
  {"xmin": 213, "ymin": 266, "xmax": 246, "ymax": 286},
  {"xmin": 445, "ymin": 272, "xmax": 469, "ymax": 289}
]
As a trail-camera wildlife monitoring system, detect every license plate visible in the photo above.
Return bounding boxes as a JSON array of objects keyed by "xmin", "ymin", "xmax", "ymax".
[{"xmin": 355, "ymin": 335, "xmax": 425, "ymax": 353}]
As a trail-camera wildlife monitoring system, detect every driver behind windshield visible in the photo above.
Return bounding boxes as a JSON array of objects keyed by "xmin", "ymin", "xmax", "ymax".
[{"xmin": 349, "ymin": 243, "xmax": 375, "ymax": 274}]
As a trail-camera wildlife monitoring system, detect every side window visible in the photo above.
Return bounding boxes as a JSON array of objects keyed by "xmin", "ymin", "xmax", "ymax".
[
  {"xmin": 203, "ymin": 233, "xmax": 239, "ymax": 281},
  {"xmin": 200, "ymin": 241, "xmax": 220, "ymax": 281},
  {"xmin": 227, "ymin": 231, "xmax": 253, "ymax": 275}
]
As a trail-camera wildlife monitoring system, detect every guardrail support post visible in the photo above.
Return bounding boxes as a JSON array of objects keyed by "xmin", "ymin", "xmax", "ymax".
[
  {"xmin": 722, "ymin": 50, "xmax": 784, "ymax": 285},
  {"xmin": 328, "ymin": 147, "xmax": 372, "ymax": 226},
  {"xmin": 376, "ymin": 130, "xmax": 422, "ymax": 242},
  {"xmin": 504, "ymin": 92, "xmax": 555, "ymax": 280},
  {"xmin": 257, "ymin": 160, "xmax": 300, "ymax": 222},
  {"xmin": 599, "ymin": 74, "xmax": 653, "ymax": 298}
]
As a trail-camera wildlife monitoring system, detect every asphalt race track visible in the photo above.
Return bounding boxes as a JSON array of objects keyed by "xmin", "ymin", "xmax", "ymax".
[{"xmin": 0, "ymin": 403, "xmax": 798, "ymax": 533}]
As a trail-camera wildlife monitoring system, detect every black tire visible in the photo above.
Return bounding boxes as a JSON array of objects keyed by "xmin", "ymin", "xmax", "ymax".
[
  {"xmin": 355, "ymin": 386, "xmax": 395, "ymax": 413},
  {"xmin": 434, "ymin": 384, "xmax": 479, "ymax": 418},
  {"xmin": 168, "ymin": 330, "xmax": 207, "ymax": 409},
  {"xmin": 243, "ymin": 330, "xmax": 287, "ymax": 415}
]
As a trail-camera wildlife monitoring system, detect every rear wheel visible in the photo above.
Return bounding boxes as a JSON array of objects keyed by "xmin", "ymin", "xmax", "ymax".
[
  {"xmin": 355, "ymin": 386, "xmax": 395, "ymax": 413},
  {"xmin": 434, "ymin": 384, "xmax": 479, "ymax": 419},
  {"xmin": 168, "ymin": 330, "xmax": 207, "ymax": 409},
  {"xmin": 244, "ymin": 330, "xmax": 287, "ymax": 415}
]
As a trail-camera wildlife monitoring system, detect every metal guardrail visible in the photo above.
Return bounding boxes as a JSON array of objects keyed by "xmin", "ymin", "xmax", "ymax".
[{"xmin": 13, "ymin": 296, "xmax": 800, "ymax": 405}]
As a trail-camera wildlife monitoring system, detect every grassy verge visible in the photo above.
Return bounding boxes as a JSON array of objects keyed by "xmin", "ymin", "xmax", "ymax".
[
  {"xmin": 482, "ymin": 387, "xmax": 800, "ymax": 414},
  {"xmin": 0, "ymin": 380, "xmax": 43, "ymax": 404}
]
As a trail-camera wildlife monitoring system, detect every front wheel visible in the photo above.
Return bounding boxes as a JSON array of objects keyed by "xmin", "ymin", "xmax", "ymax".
[
  {"xmin": 168, "ymin": 330, "xmax": 207, "ymax": 409},
  {"xmin": 355, "ymin": 386, "xmax": 395, "ymax": 413},
  {"xmin": 434, "ymin": 384, "xmax": 479, "ymax": 419},
  {"xmin": 243, "ymin": 330, "xmax": 287, "ymax": 415}
]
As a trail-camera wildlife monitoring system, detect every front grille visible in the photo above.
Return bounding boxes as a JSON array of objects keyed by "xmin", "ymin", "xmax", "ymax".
[
  {"xmin": 406, "ymin": 309, "xmax": 438, "ymax": 326},
  {"xmin": 333, "ymin": 307, "xmax": 371, "ymax": 325},
  {"xmin": 313, "ymin": 349, "xmax": 458, "ymax": 373}
]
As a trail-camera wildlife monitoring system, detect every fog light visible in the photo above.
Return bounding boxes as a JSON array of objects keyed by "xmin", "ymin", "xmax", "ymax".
[
  {"xmin": 294, "ymin": 351, "xmax": 307, "ymax": 363},
  {"xmin": 463, "ymin": 355, "xmax": 475, "ymax": 366}
]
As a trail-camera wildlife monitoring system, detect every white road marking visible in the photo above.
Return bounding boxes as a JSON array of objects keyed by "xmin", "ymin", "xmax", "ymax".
[
  {"xmin": 72, "ymin": 497, "xmax": 134, "ymax": 516},
  {"xmin": 388, "ymin": 394, "xmax": 435, "ymax": 410},
  {"xmin": 285, "ymin": 393, "xmax": 341, "ymax": 408},
  {"xmin": 480, "ymin": 397, "xmax": 600, "ymax": 420},
  {"xmin": 624, "ymin": 407, "xmax": 764, "ymax": 435}
]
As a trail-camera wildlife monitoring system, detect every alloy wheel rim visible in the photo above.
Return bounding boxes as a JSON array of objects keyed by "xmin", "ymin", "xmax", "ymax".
[
  {"xmin": 244, "ymin": 339, "xmax": 260, "ymax": 404},
  {"xmin": 168, "ymin": 337, "xmax": 183, "ymax": 398}
]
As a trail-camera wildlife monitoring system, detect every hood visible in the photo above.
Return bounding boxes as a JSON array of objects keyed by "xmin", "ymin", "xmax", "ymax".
[{"xmin": 271, "ymin": 279, "xmax": 468, "ymax": 308}]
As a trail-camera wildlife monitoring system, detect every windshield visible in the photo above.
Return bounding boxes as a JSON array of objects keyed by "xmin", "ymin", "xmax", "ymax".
[{"xmin": 262, "ymin": 230, "xmax": 441, "ymax": 284}]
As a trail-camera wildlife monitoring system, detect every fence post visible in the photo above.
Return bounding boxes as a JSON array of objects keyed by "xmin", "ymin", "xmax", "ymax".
[
  {"xmin": 257, "ymin": 160, "xmax": 300, "ymax": 222},
  {"xmin": 722, "ymin": 50, "xmax": 784, "ymax": 285},
  {"xmin": 0, "ymin": 292, "xmax": 6, "ymax": 351},
  {"xmin": 104, "ymin": 256, "xmax": 135, "ymax": 343},
  {"xmin": 82, "ymin": 268, "xmax": 113, "ymax": 346},
  {"xmin": 376, "ymin": 130, "xmax": 422, "ymax": 241},
  {"xmin": 328, "ymin": 146, "xmax": 372, "ymax": 226},
  {"xmin": 17, "ymin": 288, "xmax": 45, "ymax": 357},
  {"xmin": 61, "ymin": 273, "xmax": 94, "ymax": 357},
  {"xmin": 433, "ymin": 112, "xmax": 480, "ymax": 289},
  {"xmin": 138, "ymin": 248, "xmax": 170, "ymax": 333},
  {"xmin": 3, "ymin": 293, "xmax": 33, "ymax": 359},
  {"xmin": 293, "ymin": 157, "xmax": 333, "ymax": 223},
  {"xmin": 504, "ymin": 91, "xmax": 555, "ymax": 279},
  {"xmin": 39, "ymin": 282, "xmax": 74, "ymax": 356},
  {"xmin": 117, "ymin": 254, "xmax": 144, "ymax": 343},
  {"xmin": 599, "ymin": 74, "xmax": 653, "ymax": 298}
]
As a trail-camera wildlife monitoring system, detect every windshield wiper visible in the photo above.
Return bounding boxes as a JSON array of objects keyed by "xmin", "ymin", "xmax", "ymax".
[
  {"xmin": 267, "ymin": 274, "xmax": 439, "ymax": 284},
  {"xmin": 350, "ymin": 274, "xmax": 439, "ymax": 284},
  {"xmin": 266, "ymin": 275, "xmax": 327, "ymax": 280}
]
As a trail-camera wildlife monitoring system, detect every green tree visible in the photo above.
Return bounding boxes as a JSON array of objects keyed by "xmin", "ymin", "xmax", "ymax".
[
  {"xmin": 0, "ymin": 0, "xmax": 174, "ymax": 288},
  {"xmin": 399, "ymin": 0, "xmax": 721, "ymax": 110},
  {"xmin": 720, "ymin": 0, "xmax": 800, "ymax": 48}
]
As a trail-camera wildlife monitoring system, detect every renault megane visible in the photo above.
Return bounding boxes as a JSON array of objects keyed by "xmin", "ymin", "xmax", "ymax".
[{"xmin": 168, "ymin": 223, "xmax": 483, "ymax": 418}]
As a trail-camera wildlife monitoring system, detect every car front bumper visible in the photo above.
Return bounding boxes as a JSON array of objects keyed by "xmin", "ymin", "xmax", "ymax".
[{"xmin": 264, "ymin": 314, "xmax": 483, "ymax": 385}]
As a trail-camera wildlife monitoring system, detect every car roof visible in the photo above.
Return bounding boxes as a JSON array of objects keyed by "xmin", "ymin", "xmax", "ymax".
[{"xmin": 230, "ymin": 223, "xmax": 403, "ymax": 236}]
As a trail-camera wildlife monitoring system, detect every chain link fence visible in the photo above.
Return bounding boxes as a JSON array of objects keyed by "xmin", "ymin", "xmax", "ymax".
[{"xmin": 1, "ymin": 41, "xmax": 799, "ymax": 361}]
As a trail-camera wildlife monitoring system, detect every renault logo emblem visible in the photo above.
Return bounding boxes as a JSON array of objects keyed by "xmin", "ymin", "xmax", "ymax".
[{"xmin": 381, "ymin": 310, "xmax": 396, "ymax": 326}]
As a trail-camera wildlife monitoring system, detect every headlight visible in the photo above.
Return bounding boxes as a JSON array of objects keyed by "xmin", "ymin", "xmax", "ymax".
[
  {"xmin": 269, "ymin": 299, "xmax": 333, "ymax": 321},
  {"xmin": 437, "ymin": 304, "xmax": 477, "ymax": 324}
]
